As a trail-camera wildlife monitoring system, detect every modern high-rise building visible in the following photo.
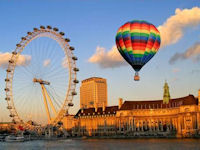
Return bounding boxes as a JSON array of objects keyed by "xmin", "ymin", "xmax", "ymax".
[{"xmin": 80, "ymin": 77, "xmax": 107, "ymax": 109}]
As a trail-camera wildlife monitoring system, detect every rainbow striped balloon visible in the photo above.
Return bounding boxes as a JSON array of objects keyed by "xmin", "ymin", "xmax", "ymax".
[{"xmin": 115, "ymin": 20, "xmax": 161, "ymax": 81}]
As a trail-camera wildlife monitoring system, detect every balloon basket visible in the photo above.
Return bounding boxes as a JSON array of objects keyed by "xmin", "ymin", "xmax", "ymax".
[
  {"xmin": 134, "ymin": 72, "xmax": 140, "ymax": 81},
  {"xmin": 134, "ymin": 75, "xmax": 140, "ymax": 81}
]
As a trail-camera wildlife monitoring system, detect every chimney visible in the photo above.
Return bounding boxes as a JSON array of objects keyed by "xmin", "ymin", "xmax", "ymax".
[
  {"xmin": 118, "ymin": 98, "xmax": 123, "ymax": 109},
  {"xmin": 95, "ymin": 102, "xmax": 98, "ymax": 112},
  {"xmin": 103, "ymin": 102, "xmax": 106, "ymax": 112}
]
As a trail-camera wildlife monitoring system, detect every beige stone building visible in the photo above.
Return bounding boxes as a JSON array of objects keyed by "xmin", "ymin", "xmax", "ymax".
[
  {"xmin": 80, "ymin": 77, "xmax": 107, "ymax": 109},
  {"xmin": 0, "ymin": 122, "xmax": 12, "ymax": 130},
  {"xmin": 70, "ymin": 90, "xmax": 200, "ymax": 138},
  {"xmin": 62, "ymin": 115, "xmax": 76, "ymax": 131}
]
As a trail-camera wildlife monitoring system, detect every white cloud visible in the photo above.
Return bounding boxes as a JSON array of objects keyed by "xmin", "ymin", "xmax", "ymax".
[
  {"xmin": 158, "ymin": 7, "xmax": 200, "ymax": 48},
  {"xmin": 0, "ymin": 52, "xmax": 31, "ymax": 68},
  {"xmin": 88, "ymin": 7, "xmax": 200, "ymax": 69},
  {"xmin": 88, "ymin": 46, "xmax": 127, "ymax": 68},
  {"xmin": 43, "ymin": 59, "xmax": 51, "ymax": 67},
  {"xmin": 169, "ymin": 42, "xmax": 200, "ymax": 64}
]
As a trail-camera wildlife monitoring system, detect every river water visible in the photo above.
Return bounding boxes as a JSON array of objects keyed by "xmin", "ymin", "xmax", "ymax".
[{"xmin": 0, "ymin": 139, "xmax": 200, "ymax": 150}]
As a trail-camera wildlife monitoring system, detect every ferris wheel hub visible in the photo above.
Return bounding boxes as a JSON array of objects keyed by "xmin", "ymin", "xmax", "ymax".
[{"xmin": 33, "ymin": 78, "xmax": 50, "ymax": 85}]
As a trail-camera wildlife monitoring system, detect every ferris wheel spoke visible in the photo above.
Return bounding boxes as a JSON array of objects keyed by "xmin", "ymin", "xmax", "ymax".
[
  {"xmin": 5, "ymin": 26, "xmax": 78, "ymax": 126},
  {"xmin": 15, "ymin": 86, "xmax": 36, "ymax": 121},
  {"xmin": 44, "ymin": 39, "xmax": 58, "ymax": 61},
  {"xmin": 47, "ymin": 87, "xmax": 62, "ymax": 107},
  {"xmin": 42, "ymin": 56, "xmax": 66, "ymax": 78},
  {"xmin": 44, "ymin": 67, "xmax": 69, "ymax": 81},
  {"xmin": 15, "ymin": 64, "xmax": 35, "ymax": 77},
  {"xmin": 47, "ymin": 86, "xmax": 63, "ymax": 108}
]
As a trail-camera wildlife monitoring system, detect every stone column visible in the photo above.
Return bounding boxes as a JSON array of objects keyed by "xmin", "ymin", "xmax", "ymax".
[
  {"xmin": 170, "ymin": 119, "xmax": 172, "ymax": 131},
  {"xmin": 132, "ymin": 119, "xmax": 134, "ymax": 131},
  {"xmin": 130, "ymin": 119, "xmax": 132, "ymax": 131},
  {"xmin": 141, "ymin": 120, "xmax": 144, "ymax": 132},
  {"xmin": 197, "ymin": 112, "xmax": 200, "ymax": 130},
  {"xmin": 149, "ymin": 119, "xmax": 152, "ymax": 131},
  {"xmin": 161, "ymin": 120, "xmax": 163, "ymax": 131},
  {"xmin": 167, "ymin": 120, "xmax": 170, "ymax": 132},
  {"xmin": 119, "ymin": 120, "xmax": 121, "ymax": 132},
  {"xmin": 136, "ymin": 120, "xmax": 139, "ymax": 132},
  {"xmin": 177, "ymin": 116, "xmax": 182, "ymax": 135},
  {"xmin": 144, "ymin": 120, "xmax": 147, "ymax": 131},
  {"xmin": 156, "ymin": 120, "xmax": 159, "ymax": 131}
]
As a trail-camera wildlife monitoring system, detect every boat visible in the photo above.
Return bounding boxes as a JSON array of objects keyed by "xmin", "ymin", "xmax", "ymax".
[{"xmin": 5, "ymin": 135, "xmax": 25, "ymax": 142}]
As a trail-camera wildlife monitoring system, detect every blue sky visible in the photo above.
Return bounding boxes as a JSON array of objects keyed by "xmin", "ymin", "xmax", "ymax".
[{"xmin": 0, "ymin": 0, "xmax": 200, "ymax": 122}]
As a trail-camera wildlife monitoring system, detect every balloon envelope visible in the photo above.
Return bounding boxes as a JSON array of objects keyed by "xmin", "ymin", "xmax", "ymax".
[{"xmin": 115, "ymin": 20, "xmax": 161, "ymax": 80}]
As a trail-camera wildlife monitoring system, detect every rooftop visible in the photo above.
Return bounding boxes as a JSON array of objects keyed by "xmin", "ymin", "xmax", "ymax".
[
  {"xmin": 81, "ymin": 77, "xmax": 105, "ymax": 83},
  {"xmin": 120, "ymin": 95, "xmax": 198, "ymax": 110},
  {"xmin": 75, "ymin": 106, "xmax": 118, "ymax": 117},
  {"xmin": 74, "ymin": 95, "xmax": 198, "ymax": 117}
]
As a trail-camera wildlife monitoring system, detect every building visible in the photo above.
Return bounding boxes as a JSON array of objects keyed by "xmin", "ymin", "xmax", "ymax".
[
  {"xmin": 73, "ymin": 105, "xmax": 118, "ymax": 136},
  {"xmin": 80, "ymin": 77, "xmax": 107, "ymax": 109},
  {"xmin": 68, "ymin": 81, "xmax": 200, "ymax": 138},
  {"xmin": 72, "ymin": 92, "xmax": 200, "ymax": 138},
  {"xmin": 0, "ymin": 122, "xmax": 12, "ymax": 130},
  {"xmin": 62, "ymin": 115, "xmax": 76, "ymax": 131}
]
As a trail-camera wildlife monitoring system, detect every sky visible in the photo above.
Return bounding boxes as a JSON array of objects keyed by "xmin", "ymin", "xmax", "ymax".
[{"xmin": 0, "ymin": 0, "xmax": 200, "ymax": 122}]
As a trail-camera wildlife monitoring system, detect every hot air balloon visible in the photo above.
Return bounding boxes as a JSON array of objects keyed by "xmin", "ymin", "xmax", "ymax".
[{"xmin": 115, "ymin": 20, "xmax": 161, "ymax": 81}]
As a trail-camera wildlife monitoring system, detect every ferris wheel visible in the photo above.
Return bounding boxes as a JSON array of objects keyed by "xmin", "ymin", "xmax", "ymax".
[{"xmin": 4, "ymin": 25, "xmax": 79, "ymax": 127}]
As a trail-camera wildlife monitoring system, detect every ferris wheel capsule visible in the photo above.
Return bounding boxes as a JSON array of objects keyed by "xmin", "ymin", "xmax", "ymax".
[
  {"xmin": 12, "ymin": 51, "xmax": 17, "ymax": 55},
  {"xmin": 16, "ymin": 44, "xmax": 21, "ymax": 47},
  {"xmin": 53, "ymin": 27, "xmax": 59, "ymax": 32},
  {"xmin": 68, "ymin": 102, "xmax": 74, "ymax": 107},
  {"xmin": 27, "ymin": 32, "xmax": 32, "ymax": 35},
  {"xmin": 12, "ymin": 119, "xmax": 16, "ymax": 124},
  {"xmin": 7, "ymin": 106, "xmax": 12, "ymax": 109},
  {"xmin": 47, "ymin": 25, "xmax": 52, "ymax": 29},
  {"xmin": 73, "ymin": 79, "xmax": 79, "ymax": 84},
  {"xmin": 57, "ymin": 121, "xmax": 63, "ymax": 125},
  {"xmin": 59, "ymin": 32, "xmax": 65, "ymax": 36},
  {"xmin": 4, "ymin": 88, "xmax": 10, "ymax": 91},
  {"xmin": 21, "ymin": 37, "xmax": 26, "ymax": 41},
  {"xmin": 6, "ymin": 69, "xmax": 11, "ymax": 72},
  {"xmin": 5, "ymin": 78, "xmax": 10, "ymax": 82},
  {"xmin": 72, "ymin": 56, "xmax": 78, "ymax": 61},
  {"xmin": 65, "ymin": 38, "xmax": 70, "ymax": 42},
  {"xmin": 40, "ymin": 25, "xmax": 45, "ymax": 29},
  {"xmin": 33, "ymin": 28, "xmax": 39, "ymax": 32},
  {"xmin": 71, "ymin": 91, "xmax": 77, "ymax": 96},
  {"xmin": 69, "ymin": 46, "xmax": 75, "ymax": 51},
  {"xmin": 9, "ymin": 60, "xmax": 14, "ymax": 64},
  {"xmin": 10, "ymin": 114, "xmax": 15, "ymax": 117},
  {"xmin": 73, "ymin": 68, "xmax": 79, "ymax": 72},
  {"xmin": 5, "ymin": 97, "xmax": 10, "ymax": 101}
]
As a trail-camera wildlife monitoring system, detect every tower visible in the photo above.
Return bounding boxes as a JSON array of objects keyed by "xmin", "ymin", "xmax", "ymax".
[
  {"xmin": 163, "ymin": 81, "xmax": 170, "ymax": 104},
  {"xmin": 80, "ymin": 77, "xmax": 107, "ymax": 109}
]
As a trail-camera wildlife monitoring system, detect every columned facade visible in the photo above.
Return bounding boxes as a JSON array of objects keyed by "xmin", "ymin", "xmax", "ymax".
[{"xmin": 70, "ymin": 93, "xmax": 200, "ymax": 138}]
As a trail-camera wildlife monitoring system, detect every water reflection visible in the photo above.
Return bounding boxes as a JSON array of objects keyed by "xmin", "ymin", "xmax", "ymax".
[{"xmin": 0, "ymin": 139, "xmax": 200, "ymax": 150}]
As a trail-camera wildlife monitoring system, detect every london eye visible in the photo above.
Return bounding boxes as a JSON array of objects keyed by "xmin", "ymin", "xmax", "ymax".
[{"xmin": 4, "ymin": 26, "xmax": 79, "ymax": 128}]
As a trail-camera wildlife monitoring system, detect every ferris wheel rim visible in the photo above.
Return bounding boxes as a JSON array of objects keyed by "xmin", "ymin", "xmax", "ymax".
[{"xmin": 5, "ymin": 26, "xmax": 78, "ymax": 127}]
